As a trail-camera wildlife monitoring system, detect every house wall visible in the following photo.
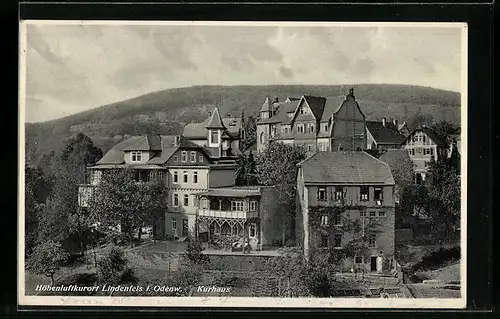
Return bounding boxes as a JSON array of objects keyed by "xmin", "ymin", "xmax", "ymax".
[
  {"xmin": 403, "ymin": 131, "xmax": 446, "ymax": 177},
  {"xmin": 331, "ymin": 97, "xmax": 366, "ymax": 151},
  {"xmin": 316, "ymin": 137, "xmax": 331, "ymax": 152},
  {"xmin": 306, "ymin": 185, "xmax": 395, "ymax": 208},
  {"xmin": 208, "ymin": 168, "xmax": 237, "ymax": 188},
  {"xmin": 297, "ymin": 182, "xmax": 395, "ymax": 270},
  {"xmin": 123, "ymin": 151, "xmax": 152, "ymax": 164},
  {"xmin": 256, "ymin": 123, "xmax": 270, "ymax": 152},
  {"xmin": 294, "ymin": 138, "xmax": 318, "ymax": 154},
  {"xmin": 259, "ymin": 187, "xmax": 282, "ymax": 247},
  {"xmin": 166, "ymin": 149, "xmax": 210, "ymax": 166}
]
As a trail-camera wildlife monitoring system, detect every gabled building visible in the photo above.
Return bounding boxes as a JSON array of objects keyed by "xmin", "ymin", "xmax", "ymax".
[
  {"xmin": 296, "ymin": 151, "xmax": 396, "ymax": 272},
  {"xmin": 402, "ymin": 126, "xmax": 448, "ymax": 184},
  {"xmin": 78, "ymin": 134, "xmax": 236, "ymax": 240},
  {"xmin": 256, "ymin": 88, "xmax": 367, "ymax": 154},
  {"xmin": 183, "ymin": 106, "xmax": 242, "ymax": 159},
  {"xmin": 366, "ymin": 119, "xmax": 407, "ymax": 150},
  {"xmin": 192, "ymin": 186, "xmax": 281, "ymax": 252}
]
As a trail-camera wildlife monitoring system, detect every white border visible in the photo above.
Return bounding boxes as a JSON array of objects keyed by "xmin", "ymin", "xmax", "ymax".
[{"xmin": 18, "ymin": 20, "xmax": 468, "ymax": 309}]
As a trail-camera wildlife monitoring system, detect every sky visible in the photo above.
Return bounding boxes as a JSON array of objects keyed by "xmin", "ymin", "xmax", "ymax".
[{"xmin": 22, "ymin": 22, "xmax": 465, "ymax": 123}]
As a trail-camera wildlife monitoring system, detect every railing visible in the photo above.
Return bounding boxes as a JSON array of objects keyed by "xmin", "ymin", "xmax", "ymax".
[{"xmin": 197, "ymin": 209, "xmax": 258, "ymax": 219}]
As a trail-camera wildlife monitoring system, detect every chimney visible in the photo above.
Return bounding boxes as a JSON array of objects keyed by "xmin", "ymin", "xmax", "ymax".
[
  {"xmin": 174, "ymin": 135, "xmax": 181, "ymax": 146},
  {"xmin": 273, "ymin": 96, "xmax": 279, "ymax": 103},
  {"xmin": 393, "ymin": 119, "xmax": 398, "ymax": 126},
  {"xmin": 382, "ymin": 118, "xmax": 386, "ymax": 127}
]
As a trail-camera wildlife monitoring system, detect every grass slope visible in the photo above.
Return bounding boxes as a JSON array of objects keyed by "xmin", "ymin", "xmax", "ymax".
[{"xmin": 25, "ymin": 84, "xmax": 461, "ymax": 166}]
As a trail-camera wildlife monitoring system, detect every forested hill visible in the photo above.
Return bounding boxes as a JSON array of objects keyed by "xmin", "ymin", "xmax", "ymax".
[{"xmin": 25, "ymin": 84, "xmax": 461, "ymax": 166}]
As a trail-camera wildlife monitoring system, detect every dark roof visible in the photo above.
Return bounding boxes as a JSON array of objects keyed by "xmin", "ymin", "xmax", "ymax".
[
  {"xmin": 97, "ymin": 135, "xmax": 206, "ymax": 166},
  {"xmin": 366, "ymin": 121, "xmax": 406, "ymax": 145},
  {"xmin": 206, "ymin": 107, "xmax": 226, "ymax": 129},
  {"xmin": 258, "ymin": 100, "xmax": 298, "ymax": 125},
  {"xmin": 403, "ymin": 126, "xmax": 448, "ymax": 147},
  {"xmin": 379, "ymin": 149, "xmax": 412, "ymax": 168},
  {"xmin": 320, "ymin": 97, "xmax": 343, "ymax": 122},
  {"xmin": 298, "ymin": 151, "xmax": 395, "ymax": 185},
  {"xmin": 303, "ymin": 95, "xmax": 327, "ymax": 120},
  {"xmin": 183, "ymin": 117, "xmax": 241, "ymax": 139}
]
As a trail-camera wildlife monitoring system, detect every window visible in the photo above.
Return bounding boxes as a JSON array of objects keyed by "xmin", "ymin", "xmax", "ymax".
[
  {"xmin": 374, "ymin": 187, "xmax": 383, "ymax": 201},
  {"xmin": 317, "ymin": 187, "xmax": 327, "ymax": 201},
  {"xmin": 198, "ymin": 155, "xmax": 203, "ymax": 163},
  {"xmin": 308, "ymin": 124, "xmax": 315, "ymax": 133},
  {"xmin": 423, "ymin": 135, "xmax": 427, "ymax": 143},
  {"xmin": 260, "ymin": 132, "xmax": 266, "ymax": 144},
  {"xmin": 333, "ymin": 234, "xmax": 342, "ymax": 248},
  {"xmin": 193, "ymin": 171, "xmax": 198, "ymax": 183},
  {"xmin": 360, "ymin": 211, "xmax": 366, "ymax": 217},
  {"xmin": 369, "ymin": 211, "xmax": 377, "ymax": 217},
  {"xmin": 307, "ymin": 144, "xmax": 312, "ymax": 152},
  {"xmin": 210, "ymin": 130, "xmax": 219, "ymax": 144},
  {"xmin": 297, "ymin": 124, "xmax": 304, "ymax": 133},
  {"xmin": 360, "ymin": 186, "xmax": 369, "ymax": 201},
  {"xmin": 131, "ymin": 151, "xmax": 142, "ymax": 162},
  {"xmin": 430, "ymin": 148, "xmax": 434, "ymax": 156},
  {"xmin": 333, "ymin": 212, "xmax": 342, "ymax": 225},
  {"xmin": 300, "ymin": 107, "xmax": 307, "ymax": 115},
  {"xmin": 173, "ymin": 155, "xmax": 179, "ymax": 162},
  {"xmin": 173, "ymin": 193, "xmax": 179, "ymax": 207},
  {"xmin": 320, "ymin": 234, "xmax": 328, "ymax": 248},
  {"xmin": 249, "ymin": 223, "xmax": 257, "ymax": 237},
  {"xmin": 173, "ymin": 171, "xmax": 178, "ymax": 183},
  {"xmin": 378, "ymin": 211, "xmax": 386, "ymax": 217},
  {"xmin": 183, "ymin": 171, "xmax": 188, "ymax": 183},
  {"xmin": 324, "ymin": 124, "xmax": 328, "ymax": 132},
  {"xmin": 231, "ymin": 201, "xmax": 244, "ymax": 211},
  {"xmin": 335, "ymin": 187, "xmax": 344, "ymax": 200},
  {"xmin": 411, "ymin": 149, "xmax": 415, "ymax": 156},
  {"xmin": 181, "ymin": 151, "xmax": 187, "ymax": 163},
  {"xmin": 183, "ymin": 194, "xmax": 189, "ymax": 207},
  {"xmin": 249, "ymin": 201, "xmax": 258, "ymax": 211},
  {"xmin": 172, "ymin": 218, "xmax": 177, "ymax": 230},
  {"xmin": 200, "ymin": 198, "xmax": 210, "ymax": 209},
  {"xmin": 321, "ymin": 214, "xmax": 328, "ymax": 226},
  {"xmin": 182, "ymin": 219, "xmax": 188, "ymax": 237},
  {"xmin": 190, "ymin": 151, "xmax": 196, "ymax": 162},
  {"xmin": 354, "ymin": 256, "xmax": 364, "ymax": 264},
  {"xmin": 368, "ymin": 236, "xmax": 376, "ymax": 248}
]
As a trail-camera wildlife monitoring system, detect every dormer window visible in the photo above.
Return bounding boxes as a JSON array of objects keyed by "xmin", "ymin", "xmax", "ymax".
[
  {"xmin": 131, "ymin": 151, "xmax": 142, "ymax": 162},
  {"xmin": 181, "ymin": 151, "xmax": 187, "ymax": 163},
  {"xmin": 210, "ymin": 130, "xmax": 219, "ymax": 144}
]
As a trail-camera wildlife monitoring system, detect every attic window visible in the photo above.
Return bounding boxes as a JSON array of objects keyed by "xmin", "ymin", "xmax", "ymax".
[
  {"xmin": 323, "ymin": 124, "xmax": 328, "ymax": 132},
  {"xmin": 131, "ymin": 151, "xmax": 142, "ymax": 162}
]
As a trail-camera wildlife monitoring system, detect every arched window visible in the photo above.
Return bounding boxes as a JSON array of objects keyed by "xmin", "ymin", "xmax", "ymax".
[{"xmin": 260, "ymin": 132, "xmax": 266, "ymax": 144}]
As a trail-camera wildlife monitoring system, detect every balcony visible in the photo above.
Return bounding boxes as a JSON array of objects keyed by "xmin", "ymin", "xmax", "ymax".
[{"xmin": 197, "ymin": 208, "xmax": 258, "ymax": 219}]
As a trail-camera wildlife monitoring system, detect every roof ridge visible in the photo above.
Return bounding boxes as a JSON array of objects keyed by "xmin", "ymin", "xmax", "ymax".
[{"xmin": 362, "ymin": 151, "xmax": 392, "ymax": 170}]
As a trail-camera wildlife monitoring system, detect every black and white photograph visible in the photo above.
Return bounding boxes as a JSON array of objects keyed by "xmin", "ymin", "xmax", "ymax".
[{"xmin": 19, "ymin": 21, "xmax": 467, "ymax": 308}]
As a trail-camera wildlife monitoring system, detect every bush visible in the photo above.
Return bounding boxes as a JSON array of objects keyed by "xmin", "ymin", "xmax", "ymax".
[
  {"xmin": 97, "ymin": 246, "xmax": 137, "ymax": 285},
  {"xmin": 27, "ymin": 240, "xmax": 69, "ymax": 285}
]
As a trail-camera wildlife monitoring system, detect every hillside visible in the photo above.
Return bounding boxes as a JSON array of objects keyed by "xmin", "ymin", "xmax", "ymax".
[{"xmin": 24, "ymin": 84, "xmax": 461, "ymax": 166}]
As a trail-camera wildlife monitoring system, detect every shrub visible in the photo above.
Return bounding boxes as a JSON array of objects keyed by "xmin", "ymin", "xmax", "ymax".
[
  {"xmin": 27, "ymin": 240, "xmax": 69, "ymax": 285},
  {"xmin": 97, "ymin": 246, "xmax": 137, "ymax": 285}
]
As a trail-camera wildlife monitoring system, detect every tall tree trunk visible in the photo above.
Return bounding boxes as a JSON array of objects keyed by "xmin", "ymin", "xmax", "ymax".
[
  {"xmin": 50, "ymin": 274, "xmax": 55, "ymax": 286},
  {"xmin": 138, "ymin": 227, "xmax": 142, "ymax": 242}
]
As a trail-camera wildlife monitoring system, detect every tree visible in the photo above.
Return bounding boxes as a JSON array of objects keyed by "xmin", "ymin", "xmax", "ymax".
[
  {"xmin": 256, "ymin": 142, "xmax": 307, "ymax": 245},
  {"xmin": 36, "ymin": 133, "xmax": 102, "ymax": 256},
  {"xmin": 25, "ymin": 165, "xmax": 52, "ymax": 256},
  {"xmin": 431, "ymin": 120, "xmax": 460, "ymax": 144},
  {"xmin": 235, "ymin": 151, "xmax": 259, "ymax": 186},
  {"xmin": 90, "ymin": 169, "xmax": 167, "ymax": 247},
  {"xmin": 407, "ymin": 113, "xmax": 434, "ymax": 131},
  {"xmin": 97, "ymin": 246, "xmax": 137, "ymax": 287},
  {"xmin": 241, "ymin": 114, "xmax": 257, "ymax": 152},
  {"xmin": 27, "ymin": 240, "xmax": 69, "ymax": 285},
  {"xmin": 425, "ymin": 157, "xmax": 461, "ymax": 241}
]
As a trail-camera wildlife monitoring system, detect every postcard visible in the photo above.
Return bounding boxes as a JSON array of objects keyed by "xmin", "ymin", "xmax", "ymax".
[{"xmin": 19, "ymin": 20, "xmax": 467, "ymax": 309}]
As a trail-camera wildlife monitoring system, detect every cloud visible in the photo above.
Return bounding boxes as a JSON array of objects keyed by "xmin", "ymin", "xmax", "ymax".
[{"xmin": 23, "ymin": 23, "xmax": 463, "ymax": 122}]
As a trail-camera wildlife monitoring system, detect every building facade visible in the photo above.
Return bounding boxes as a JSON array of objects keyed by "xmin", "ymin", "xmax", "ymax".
[
  {"xmin": 296, "ymin": 151, "xmax": 396, "ymax": 273},
  {"xmin": 192, "ymin": 186, "xmax": 280, "ymax": 251},
  {"xmin": 183, "ymin": 106, "xmax": 242, "ymax": 159},
  {"xmin": 78, "ymin": 134, "xmax": 236, "ymax": 240},
  {"xmin": 402, "ymin": 126, "xmax": 448, "ymax": 184},
  {"xmin": 256, "ymin": 88, "xmax": 367, "ymax": 154}
]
